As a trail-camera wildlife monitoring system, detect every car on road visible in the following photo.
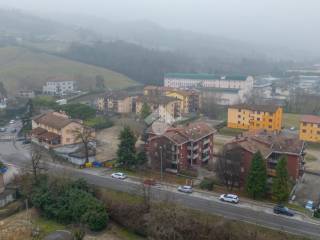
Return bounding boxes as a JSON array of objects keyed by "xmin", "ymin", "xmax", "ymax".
[
  {"xmin": 273, "ymin": 205, "xmax": 294, "ymax": 217},
  {"xmin": 0, "ymin": 127, "xmax": 6, "ymax": 132},
  {"xmin": 9, "ymin": 120, "xmax": 15, "ymax": 124},
  {"xmin": 22, "ymin": 139, "xmax": 31, "ymax": 144},
  {"xmin": 219, "ymin": 194, "xmax": 240, "ymax": 204},
  {"xmin": 111, "ymin": 172, "xmax": 127, "ymax": 180},
  {"xmin": 177, "ymin": 185, "xmax": 193, "ymax": 193},
  {"xmin": 305, "ymin": 200, "xmax": 314, "ymax": 211}
]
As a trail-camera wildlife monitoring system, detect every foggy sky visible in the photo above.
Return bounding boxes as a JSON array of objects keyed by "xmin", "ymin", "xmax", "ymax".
[{"xmin": 1, "ymin": 0, "xmax": 320, "ymax": 53}]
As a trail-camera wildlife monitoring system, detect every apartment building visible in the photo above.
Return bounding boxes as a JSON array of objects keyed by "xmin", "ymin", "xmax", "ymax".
[
  {"xmin": 299, "ymin": 115, "xmax": 320, "ymax": 142},
  {"xmin": 31, "ymin": 111, "xmax": 94, "ymax": 149},
  {"xmin": 43, "ymin": 80, "xmax": 76, "ymax": 96},
  {"xmin": 17, "ymin": 90, "xmax": 35, "ymax": 99},
  {"xmin": 147, "ymin": 122, "xmax": 215, "ymax": 173},
  {"xmin": 164, "ymin": 73, "xmax": 254, "ymax": 105},
  {"xmin": 144, "ymin": 85, "xmax": 201, "ymax": 113},
  {"xmin": 96, "ymin": 91, "xmax": 135, "ymax": 114},
  {"xmin": 136, "ymin": 95, "xmax": 181, "ymax": 123},
  {"xmin": 225, "ymin": 130, "xmax": 305, "ymax": 185},
  {"xmin": 227, "ymin": 104, "xmax": 283, "ymax": 131}
]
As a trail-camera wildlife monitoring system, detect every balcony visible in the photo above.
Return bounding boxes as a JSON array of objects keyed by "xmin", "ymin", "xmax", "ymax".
[
  {"xmin": 267, "ymin": 169, "xmax": 277, "ymax": 177},
  {"xmin": 187, "ymin": 145, "xmax": 199, "ymax": 151},
  {"xmin": 203, "ymin": 147, "xmax": 210, "ymax": 153},
  {"xmin": 188, "ymin": 154, "xmax": 199, "ymax": 159},
  {"xmin": 203, "ymin": 139, "xmax": 210, "ymax": 145},
  {"xmin": 202, "ymin": 155, "xmax": 210, "ymax": 162}
]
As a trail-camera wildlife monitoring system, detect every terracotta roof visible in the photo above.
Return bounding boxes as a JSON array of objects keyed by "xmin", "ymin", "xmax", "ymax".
[
  {"xmin": 38, "ymin": 131, "xmax": 60, "ymax": 141},
  {"xmin": 229, "ymin": 130, "xmax": 304, "ymax": 156},
  {"xmin": 30, "ymin": 127, "xmax": 47, "ymax": 136},
  {"xmin": 229, "ymin": 104, "xmax": 280, "ymax": 113},
  {"xmin": 301, "ymin": 115, "xmax": 320, "ymax": 124},
  {"xmin": 179, "ymin": 122, "xmax": 215, "ymax": 141},
  {"xmin": 163, "ymin": 130, "xmax": 189, "ymax": 145},
  {"xmin": 137, "ymin": 95, "xmax": 179, "ymax": 105},
  {"xmin": 33, "ymin": 112, "xmax": 74, "ymax": 130},
  {"xmin": 104, "ymin": 91, "xmax": 135, "ymax": 100}
]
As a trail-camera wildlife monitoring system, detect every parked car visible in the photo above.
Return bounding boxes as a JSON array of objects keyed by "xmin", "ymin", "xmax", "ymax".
[
  {"xmin": 273, "ymin": 205, "xmax": 294, "ymax": 217},
  {"xmin": 305, "ymin": 200, "xmax": 314, "ymax": 211},
  {"xmin": 177, "ymin": 185, "xmax": 193, "ymax": 193},
  {"xmin": 9, "ymin": 120, "xmax": 15, "ymax": 124},
  {"xmin": 22, "ymin": 139, "xmax": 31, "ymax": 144},
  {"xmin": 0, "ymin": 127, "xmax": 6, "ymax": 132},
  {"xmin": 219, "ymin": 194, "xmax": 240, "ymax": 204},
  {"xmin": 111, "ymin": 172, "xmax": 127, "ymax": 180}
]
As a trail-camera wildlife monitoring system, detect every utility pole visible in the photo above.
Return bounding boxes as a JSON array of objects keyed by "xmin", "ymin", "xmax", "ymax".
[{"xmin": 160, "ymin": 146, "xmax": 163, "ymax": 182}]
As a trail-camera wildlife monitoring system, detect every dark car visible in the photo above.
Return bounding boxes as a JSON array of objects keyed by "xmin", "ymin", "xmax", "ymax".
[
  {"xmin": 22, "ymin": 139, "xmax": 31, "ymax": 144},
  {"xmin": 273, "ymin": 205, "xmax": 294, "ymax": 217}
]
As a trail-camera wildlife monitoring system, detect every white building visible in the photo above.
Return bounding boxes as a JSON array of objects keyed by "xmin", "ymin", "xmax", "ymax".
[
  {"xmin": 43, "ymin": 80, "xmax": 76, "ymax": 96},
  {"xmin": 164, "ymin": 73, "xmax": 254, "ymax": 105}
]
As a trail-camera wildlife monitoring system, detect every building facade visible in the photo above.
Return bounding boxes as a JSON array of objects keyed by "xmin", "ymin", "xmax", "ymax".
[
  {"xmin": 17, "ymin": 90, "xmax": 35, "ymax": 99},
  {"xmin": 227, "ymin": 104, "xmax": 283, "ymax": 131},
  {"xmin": 144, "ymin": 86, "xmax": 201, "ymax": 113},
  {"xmin": 147, "ymin": 122, "xmax": 215, "ymax": 173},
  {"xmin": 136, "ymin": 95, "xmax": 181, "ymax": 123},
  {"xmin": 97, "ymin": 91, "xmax": 135, "ymax": 114},
  {"xmin": 31, "ymin": 111, "xmax": 94, "ymax": 149},
  {"xmin": 226, "ymin": 130, "xmax": 305, "ymax": 185},
  {"xmin": 164, "ymin": 73, "xmax": 254, "ymax": 105},
  {"xmin": 299, "ymin": 115, "xmax": 320, "ymax": 142},
  {"xmin": 43, "ymin": 80, "xmax": 76, "ymax": 96}
]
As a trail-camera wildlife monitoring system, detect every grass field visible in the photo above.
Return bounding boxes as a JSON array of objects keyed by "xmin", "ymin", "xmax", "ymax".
[
  {"xmin": 0, "ymin": 46, "xmax": 138, "ymax": 94},
  {"xmin": 283, "ymin": 113, "xmax": 301, "ymax": 129}
]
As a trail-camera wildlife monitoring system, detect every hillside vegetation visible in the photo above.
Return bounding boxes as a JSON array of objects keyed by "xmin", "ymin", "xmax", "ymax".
[{"xmin": 0, "ymin": 46, "xmax": 137, "ymax": 94}]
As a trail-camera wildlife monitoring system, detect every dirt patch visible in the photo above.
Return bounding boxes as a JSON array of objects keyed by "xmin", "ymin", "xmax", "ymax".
[
  {"xmin": 96, "ymin": 126, "xmax": 122, "ymax": 162},
  {"xmin": 293, "ymin": 173, "xmax": 320, "ymax": 206},
  {"xmin": 305, "ymin": 149, "xmax": 320, "ymax": 173}
]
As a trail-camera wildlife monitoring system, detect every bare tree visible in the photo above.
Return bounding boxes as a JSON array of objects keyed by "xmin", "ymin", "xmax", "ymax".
[
  {"xmin": 215, "ymin": 144, "xmax": 243, "ymax": 190},
  {"xmin": 30, "ymin": 144, "xmax": 47, "ymax": 182},
  {"xmin": 73, "ymin": 126, "xmax": 95, "ymax": 164}
]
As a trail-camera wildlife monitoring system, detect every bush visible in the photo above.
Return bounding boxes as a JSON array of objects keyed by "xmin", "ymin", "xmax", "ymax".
[
  {"xmin": 31, "ymin": 177, "xmax": 108, "ymax": 231},
  {"xmin": 178, "ymin": 169, "xmax": 198, "ymax": 178},
  {"xmin": 200, "ymin": 178, "xmax": 215, "ymax": 191},
  {"xmin": 314, "ymin": 209, "xmax": 320, "ymax": 218}
]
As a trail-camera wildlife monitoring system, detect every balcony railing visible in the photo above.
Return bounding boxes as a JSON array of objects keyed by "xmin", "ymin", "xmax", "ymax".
[
  {"xmin": 203, "ymin": 139, "xmax": 210, "ymax": 145},
  {"xmin": 188, "ymin": 154, "xmax": 199, "ymax": 159},
  {"xmin": 187, "ymin": 145, "xmax": 199, "ymax": 150},
  {"xmin": 202, "ymin": 155, "xmax": 210, "ymax": 162}
]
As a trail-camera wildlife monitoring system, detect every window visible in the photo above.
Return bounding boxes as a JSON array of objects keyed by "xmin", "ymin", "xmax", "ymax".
[
  {"xmin": 237, "ymin": 120, "xmax": 241, "ymax": 124},
  {"xmin": 257, "ymin": 111, "xmax": 260, "ymax": 114},
  {"xmin": 257, "ymin": 123, "xmax": 260, "ymax": 127},
  {"xmin": 238, "ymin": 115, "xmax": 241, "ymax": 118},
  {"xmin": 317, "ymin": 131, "xmax": 320, "ymax": 135},
  {"xmin": 268, "ymin": 125, "xmax": 272, "ymax": 129},
  {"xmin": 269, "ymin": 119, "xmax": 272, "ymax": 122},
  {"xmin": 257, "ymin": 117, "xmax": 260, "ymax": 121},
  {"xmin": 302, "ymin": 129, "xmax": 307, "ymax": 133},
  {"xmin": 303, "ymin": 122, "xmax": 307, "ymax": 126}
]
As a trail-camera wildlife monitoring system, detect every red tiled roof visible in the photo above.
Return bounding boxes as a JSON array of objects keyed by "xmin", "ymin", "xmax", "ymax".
[
  {"xmin": 301, "ymin": 115, "xmax": 320, "ymax": 124},
  {"xmin": 33, "ymin": 112, "xmax": 74, "ymax": 130},
  {"xmin": 30, "ymin": 127, "xmax": 47, "ymax": 136},
  {"xmin": 38, "ymin": 131, "xmax": 60, "ymax": 141}
]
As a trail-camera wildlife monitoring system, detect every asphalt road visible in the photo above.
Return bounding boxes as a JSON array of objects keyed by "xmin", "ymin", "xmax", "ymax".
[{"xmin": 0, "ymin": 134, "xmax": 320, "ymax": 239}]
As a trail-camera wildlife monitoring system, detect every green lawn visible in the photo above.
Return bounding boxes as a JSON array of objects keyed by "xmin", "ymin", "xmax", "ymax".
[
  {"xmin": 283, "ymin": 113, "xmax": 301, "ymax": 129},
  {"xmin": 0, "ymin": 46, "xmax": 138, "ymax": 94},
  {"xmin": 218, "ymin": 127, "xmax": 245, "ymax": 136}
]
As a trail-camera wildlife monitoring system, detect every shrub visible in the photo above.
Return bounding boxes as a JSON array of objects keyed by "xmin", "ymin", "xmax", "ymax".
[
  {"xmin": 314, "ymin": 209, "xmax": 320, "ymax": 218},
  {"xmin": 199, "ymin": 178, "xmax": 215, "ymax": 191}
]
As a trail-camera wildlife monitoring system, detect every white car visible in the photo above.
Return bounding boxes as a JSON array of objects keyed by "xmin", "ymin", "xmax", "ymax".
[
  {"xmin": 305, "ymin": 200, "xmax": 314, "ymax": 211},
  {"xmin": 177, "ymin": 185, "xmax": 193, "ymax": 193},
  {"xmin": 111, "ymin": 172, "xmax": 127, "ymax": 180},
  {"xmin": 219, "ymin": 194, "xmax": 240, "ymax": 204},
  {"xmin": 9, "ymin": 120, "xmax": 15, "ymax": 124}
]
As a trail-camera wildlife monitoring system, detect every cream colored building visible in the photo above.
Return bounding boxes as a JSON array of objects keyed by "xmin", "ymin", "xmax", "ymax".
[
  {"xmin": 31, "ymin": 111, "xmax": 94, "ymax": 148},
  {"xmin": 97, "ymin": 91, "xmax": 134, "ymax": 113},
  {"xmin": 136, "ymin": 95, "xmax": 181, "ymax": 123}
]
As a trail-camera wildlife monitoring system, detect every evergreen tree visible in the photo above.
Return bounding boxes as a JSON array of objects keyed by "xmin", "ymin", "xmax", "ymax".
[
  {"xmin": 0, "ymin": 82, "xmax": 7, "ymax": 97},
  {"xmin": 140, "ymin": 102, "xmax": 151, "ymax": 120},
  {"xmin": 272, "ymin": 156, "xmax": 290, "ymax": 203},
  {"xmin": 117, "ymin": 126, "xmax": 137, "ymax": 168},
  {"xmin": 246, "ymin": 151, "xmax": 267, "ymax": 199}
]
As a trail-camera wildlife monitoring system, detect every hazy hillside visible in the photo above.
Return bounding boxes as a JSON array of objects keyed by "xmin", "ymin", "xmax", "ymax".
[{"xmin": 0, "ymin": 47, "xmax": 137, "ymax": 94}]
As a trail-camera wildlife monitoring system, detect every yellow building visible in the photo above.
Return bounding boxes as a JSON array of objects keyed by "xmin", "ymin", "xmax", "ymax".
[
  {"xmin": 143, "ymin": 86, "xmax": 201, "ymax": 113},
  {"xmin": 299, "ymin": 115, "xmax": 320, "ymax": 142},
  {"xmin": 227, "ymin": 104, "xmax": 283, "ymax": 131}
]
